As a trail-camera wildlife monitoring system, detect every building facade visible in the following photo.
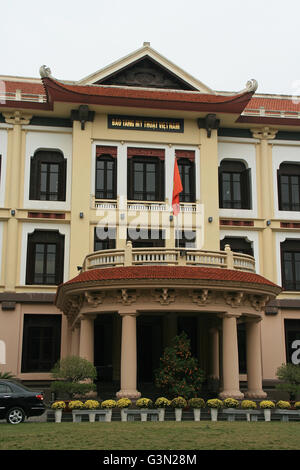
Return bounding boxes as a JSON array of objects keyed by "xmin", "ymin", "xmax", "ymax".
[{"xmin": 0, "ymin": 43, "xmax": 299, "ymax": 399}]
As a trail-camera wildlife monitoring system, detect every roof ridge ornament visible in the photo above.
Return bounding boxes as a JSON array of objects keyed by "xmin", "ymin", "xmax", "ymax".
[
  {"xmin": 39, "ymin": 65, "xmax": 52, "ymax": 78},
  {"xmin": 246, "ymin": 79, "xmax": 258, "ymax": 93}
]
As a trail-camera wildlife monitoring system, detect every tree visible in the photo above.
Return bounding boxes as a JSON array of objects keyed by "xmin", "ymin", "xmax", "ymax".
[
  {"xmin": 50, "ymin": 356, "xmax": 97, "ymax": 399},
  {"xmin": 154, "ymin": 332, "xmax": 205, "ymax": 399},
  {"xmin": 276, "ymin": 363, "xmax": 300, "ymax": 401}
]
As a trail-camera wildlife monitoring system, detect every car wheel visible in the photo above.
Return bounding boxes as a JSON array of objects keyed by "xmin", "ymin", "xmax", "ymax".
[{"xmin": 6, "ymin": 407, "xmax": 25, "ymax": 424}]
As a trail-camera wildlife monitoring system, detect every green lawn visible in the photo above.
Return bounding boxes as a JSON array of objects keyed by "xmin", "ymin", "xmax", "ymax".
[{"xmin": 0, "ymin": 421, "xmax": 299, "ymax": 450}]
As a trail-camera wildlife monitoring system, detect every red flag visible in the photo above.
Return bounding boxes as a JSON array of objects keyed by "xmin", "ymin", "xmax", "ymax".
[{"xmin": 172, "ymin": 159, "xmax": 183, "ymax": 215}]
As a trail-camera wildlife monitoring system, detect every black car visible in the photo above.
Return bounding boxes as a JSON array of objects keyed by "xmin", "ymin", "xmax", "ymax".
[{"xmin": 0, "ymin": 380, "xmax": 45, "ymax": 424}]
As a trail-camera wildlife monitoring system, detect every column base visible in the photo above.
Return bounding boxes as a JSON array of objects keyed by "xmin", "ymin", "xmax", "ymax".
[
  {"xmin": 219, "ymin": 390, "xmax": 244, "ymax": 400},
  {"xmin": 116, "ymin": 389, "xmax": 141, "ymax": 400},
  {"xmin": 244, "ymin": 389, "xmax": 267, "ymax": 399}
]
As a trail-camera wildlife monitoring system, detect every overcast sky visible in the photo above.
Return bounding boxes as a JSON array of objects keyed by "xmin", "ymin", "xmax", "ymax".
[{"xmin": 1, "ymin": 0, "xmax": 300, "ymax": 96}]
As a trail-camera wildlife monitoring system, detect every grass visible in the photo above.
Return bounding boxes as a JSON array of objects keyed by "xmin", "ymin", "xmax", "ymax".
[{"xmin": 0, "ymin": 421, "xmax": 299, "ymax": 450}]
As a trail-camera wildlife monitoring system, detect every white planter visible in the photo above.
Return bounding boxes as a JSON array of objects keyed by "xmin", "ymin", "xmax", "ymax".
[
  {"xmin": 121, "ymin": 409, "xmax": 127, "ymax": 422},
  {"xmin": 158, "ymin": 408, "xmax": 165, "ymax": 422},
  {"xmin": 140, "ymin": 409, "xmax": 148, "ymax": 422},
  {"xmin": 175, "ymin": 408, "xmax": 182, "ymax": 422},
  {"xmin": 193, "ymin": 409, "xmax": 201, "ymax": 421},
  {"xmin": 89, "ymin": 412, "xmax": 96, "ymax": 423},
  {"xmin": 210, "ymin": 408, "xmax": 218, "ymax": 422},
  {"xmin": 105, "ymin": 409, "xmax": 112, "ymax": 422},
  {"xmin": 263, "ymin": 409, "xmax": 272, "ymax": 421},
  {"xmin": 54, "ymin": 409, "xmax": 62, "ymax": 423}
]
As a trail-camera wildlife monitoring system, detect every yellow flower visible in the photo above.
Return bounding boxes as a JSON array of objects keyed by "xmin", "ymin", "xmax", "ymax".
[
  {"xmin": 68, "ymin": 400, "xmax": 84, "ymax": 409},
  {"xmin": 84, "ymin": 400, "xmax": 100, "ymax": 410},
  {"xmin": 51, "ymin": 401, "xmax": 66, "ymax": 410},
  {"xmin": 101, "ymin": 400, "xmax": 117, "ymax": 409}
]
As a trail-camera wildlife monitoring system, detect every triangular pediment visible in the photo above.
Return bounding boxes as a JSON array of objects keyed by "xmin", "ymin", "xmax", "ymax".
[{"xmin": 78, "ymin": 43, "xmax": 214, "ymax": 94}]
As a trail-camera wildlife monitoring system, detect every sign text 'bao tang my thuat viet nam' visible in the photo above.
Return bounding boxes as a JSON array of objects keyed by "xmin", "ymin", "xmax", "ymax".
[{"xmin": 108, "ymin": 115, "xmax": 184, "ymax": 133}]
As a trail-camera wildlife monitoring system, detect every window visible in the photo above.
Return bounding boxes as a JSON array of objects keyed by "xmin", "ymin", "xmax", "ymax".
[
  {"xmin": 219, "ymin": 160, "xmax": 251, "ymax": 209},
  {"xmin": 177, "ymin": 158, "xmax": 195, "ymax": 202},
  {"xmin": 94, "ymin": 227, "xmax": 116, "ymax": 251},
  {"xmin": 127, "ymin": 228, "xmax": 165, "ymax": 248},
  {"xmin": 95, "ymin": 155, "xmax": 116, "ymax": 199},
  {"xmin": 281, "ymin": 239, "xmax": 300, "ymax": 291},
  {"xmin": 29, "ymin": 150, "xmax": 67, "ymax": 201},
  {"xmin": 0, "ymin": 383, "xmax": 12, "ymax": 393},
  {"xmin": 278, "ymin": 163, "xmax": 300, "ymax": 211},
  {"xmin": 175, "ymin": 230, "xmax": 196, "ymax": 248},
  {"xmin": 21, "ymin": 314, "xmax": 61, "ymax": 372},
  {"xmin": 128, "ymin": 155, "xmax": 164, "ymax": 201},
  {"xmin": 220, "ymin": 237, "xmax": 253, "ymax": 256},
  {"xmin": 26, "ymin": 230, "xmax": 65, "ymax": 285},
  {"xmin": 284, "ymin": 320, "xmax": 300, "ymax": 364}
]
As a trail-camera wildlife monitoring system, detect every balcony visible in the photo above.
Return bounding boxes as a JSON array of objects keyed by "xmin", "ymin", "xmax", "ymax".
[{"xmin": 82, "ymin": 243, "xmax": 256, "ymax": 273}]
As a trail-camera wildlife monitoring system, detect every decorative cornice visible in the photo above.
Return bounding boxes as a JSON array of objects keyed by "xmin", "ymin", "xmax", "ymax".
[
  {"xmin": 190, "ymin": 289, "xmax": 212, "ymax": 306},
  {"xmin": 153, "ymin": 288, "xmax": 175, "ymax": 305},
  {"xmin": 224, "ymin": 292, "xmax": 244, "ymax": 308},
  {"xmin": 3, "ymin": 111, "xmax": 32, "ymax": 125},
  {"xmin": 117, "ymin": 289, "xmax": 137, "ymax": 306},
  {"xmin": 250, "ymin": 126, "xmax": 278, "ymax": 140}
]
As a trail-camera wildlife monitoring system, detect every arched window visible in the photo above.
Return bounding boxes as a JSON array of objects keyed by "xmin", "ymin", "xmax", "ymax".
[
  {"xmin": 29, "ymin": 150, "xmax": 67, "ymax": 201},
  {"xmin": 278, "ymin": 163, "xmax": 300, "ymax": 211},
  {"xmin": 281, "ymin": 239, "xmax": 300, "ymax": 291},
  {"xmin": 177, "ymin": 158, "xmax": 195, "ymax": 202},
  {"xmin": 95, "ymin": 155, "xmax": 116, "ymax": 199},
  {"xmin": 219, "ymin": 160, "xmax": 251, "ymax": 209},
  {"xmin": 26, "ymin": 230, "xmax": 65, "ymax": 285},
  {"xmin": 220, "ymin": 236, "xmax": 253, "ymax": 256}
]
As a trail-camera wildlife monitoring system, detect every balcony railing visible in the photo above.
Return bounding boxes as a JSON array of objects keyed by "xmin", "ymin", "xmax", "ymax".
[
  {"xmin": 92, "ymin": 197, "xmax": 197, "ymax": 213},
  {"xmin": 82, "ymin": 243, "xmax": 256, "ymax": 273}
]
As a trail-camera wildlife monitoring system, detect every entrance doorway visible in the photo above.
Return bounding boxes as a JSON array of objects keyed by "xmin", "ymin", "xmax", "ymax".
[{"xmin": 137, "ymin": 315, "xmax": 163, "ymax": 383}]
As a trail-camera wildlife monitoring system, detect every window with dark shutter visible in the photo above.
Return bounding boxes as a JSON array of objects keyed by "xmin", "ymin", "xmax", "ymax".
[
  {"xmin": 26, "ymin": 230, "xmax": 65, "ymax": 285},
  {"xmin": 281, "ymin": 239, "xmax": 300, "ymax": 291},
  {"xmin": 127, "ymin": 150, "xmax": 165, "ymax": 202},
  {"xmin": 94, "ymin": 227, "xmax": 116, "ymax": 251},
  {"xmin": 95, "ymin": 155, "xmax": 117, "ymax": 199},
  {"xmin": 219, "ymin": 160, "xmax": 251, "ymax": 209},
  {"xmin": 278, "ymin": 163, "xmax": 300, "ymax": 211},
  {"xmin": 220, "ymin": 237, "xmax": 254, "ymax": 256},
  {"xmin": 177, "ymin": 158, "xmax": 195, "ymax": 202},
  {"xmin": 127, "ymin": 228, "xmax": 165, "ymax": 247},
  {"xmin": 29, "ymin": 150, "xmax": 67, "ymax": 201}
]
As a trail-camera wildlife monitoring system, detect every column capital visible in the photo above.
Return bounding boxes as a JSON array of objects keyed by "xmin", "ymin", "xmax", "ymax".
[
  {"xmin": 250, "ymin": 127, "xmax": 278, "ymax": 140},
  {"xmin": 3, "ymin": 111, "xmax": 32, "ymax": 125},
  {"xmin": 217, "ymin": 312, "xmax": 241, "ymax": 319},
  {"xmin": 118, "ymin": 309, "xmax": 138, "ymax": 317}
]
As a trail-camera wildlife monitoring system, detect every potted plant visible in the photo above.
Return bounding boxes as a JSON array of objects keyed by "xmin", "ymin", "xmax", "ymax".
[
  {"xmin": 276, "ymin": 400, "xmax": 293, "ymax": 422},
  {"xmin": 51, "ymin": 401, "xmax": 66, "ymax": 423},
  {"xmin": 117, "ymin": 398, "xmax": 132, "ymax": 422},
  {"xmin": 206, "ymin": 399, "xmax": 223, "ymax": 422},
  {"xmin": 101, "ymin": 399, "xmax": 117, "ymax": 422},
  {"xmin": 84, "ymin": 400, "xmax": 100, "ymax": 422},
  {"xmin": 294, "ymin": 401, "xmax": 300, "ymax": 410},
  {"xmin": 69, "ymin": 400, "xmax": 85, "ymax": 422},
  {"xmin": 222, "ymin": 398, "xmax": 240, "ymax": 421},
  {"xmin": 188, "ymin": 398, "xmax": 205, "ymax": 421},
  {"xmin": 170, "ymin": 396, "xmax": 187, "ymax": 422},
  {"xmin": 241, "ymin": 400, "xmax": 257, "ymax": 421},
  {"xmin": 154, "ymin": 397, "xmax": 171, "ymax": 421},
  {"xmin": 136, "ymin": 398, "xmax": 153, "ymax": 421},
  {"xmin": 259, "ymin": 400, "xmax": 275, "ymax": 421}
]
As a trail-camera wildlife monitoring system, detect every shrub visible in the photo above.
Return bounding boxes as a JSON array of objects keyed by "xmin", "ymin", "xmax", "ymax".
[
  {"xmin": 223, "ymin": 398, "xmax": 240, "ymax": 409},
  {"xmin": 154, "ymin": 397, "xmax": 171, "ymax": 408},
  {"xmin": 154, "ymin": 332, "xmax": 205, "ymax": 399},
  {"xmin": 206, "ymin": 399, "xmax": 223, "ymax": 409},
  {"xmin": 241, "ymin": 400, "xmax": 257, "ymax": 409},
  {"xmin": 188, "ymin": 398, "xmax": 205, "ymax": 409},
  {"xmin": 84, "ymin": 400, "xmax": 100, "ymax": 410},
  {"xmin": 276, "ymin": 400, "xmax": 291, "ymax": 409},
  {"xmin": 170, "ymin": 397, "xmax": 187, "ymax": 409},
  {"xmin": 51, "ymin": 401, "xmax": 66, "ymax": 410},
  {"xmin": 136, "ymin": 398, "xmax": 153, "ymax": 409},
  {"xmin": 259, "ymin": 400, "xmax": 275, "ymax": 409},
  {"xmin": 294, "ymin": 402, "xmax": 300, "ymax": 409},
  {"xmin": 116, "ymin": 398, "xmax": 132, "ymax": 408},
  {"xmin": 68, "ymin": 400, "xmax": 84, "ymax": 409},
  {"xmin": 101, "ymin": 400, "xmax": 117, "ymax": 409},
  {"xmin": 50, "ymin": 356, "xmax": 97, "ymax": 399},
  {"xmin": 0, "ymin": 370, "xmax": 16, "ymax": 379},
  {"xmin": 276, "ymin": 363, "xmax": 300, "ymax": 401}
]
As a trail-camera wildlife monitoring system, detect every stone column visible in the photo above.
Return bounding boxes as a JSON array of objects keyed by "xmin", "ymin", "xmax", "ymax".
[
  {"xmin": 245, "ymin": 318, "xmax": 267, "ymax": 399},
  {"xmin": 116, "ymin": 312, "xmax": 141, "ymax": 400},
  {"xmin": 209, "ymin": 327, "xmax": 220, "ymax": 380},
  {"xmin": 219, "ymin": 314, "xmax": 244, "ymax": 400},
  {"xmin": 79, "ymin": 315, "xmax": 95, "ymax": 363},
  {"xmin": 71, "ymin": 323, "xmax": 80, "ymax": 356}
]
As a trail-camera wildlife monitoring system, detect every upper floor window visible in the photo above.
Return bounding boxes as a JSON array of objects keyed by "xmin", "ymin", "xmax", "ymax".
[
  {"xmin": 95, "ymin": 155, "xmax": 117, "ymax": 199},
  {"xmin": 26, "ymin": 230, "xmax": 64, "ymax": 285},
  {"xmin": 177, "ymin": 158, "xmax": 195, "ymax": 202},
  {"xmin": 281, "ymin": 239, "xmax": 300, "ymax": 291},
  {"xmin": 278, "ymin": 163, "xmax": 300, "ymax": 211},
  {"xmin": 220, "ymin": 236, "xmax": 254, "ymax": 257},
  {"xmin": 127, "ymin": 148, "xmax": 165, "ymax": 202},
  {"xmin": 94, "ymin": 227, "xmax": 116, "ymax": 251},
  {"xmin": 127, "ymin": 228, "xmax": 165, "ymax": 248},
  {"xmin": 219, "ymin": 160, "xmax": 251, "ymax": 209},
  {"xmin": 29, "ymin": 150, "xmax": 67, "ymax": 201}
]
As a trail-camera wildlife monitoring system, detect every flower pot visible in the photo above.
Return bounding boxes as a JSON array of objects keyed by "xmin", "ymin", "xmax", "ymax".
[
  {"xmin": 158, "ymin": 408, "xmax": 165, "ymax": 422},
  {"xmin": 54, "ymin": 409, "xmax": 62, "ymax": 423},
  {"xmin": 210, "ymin": 408, "xmax": 218, "ymax": 422},
  {"xmin": 120, "ymin": 409, "xmax": 127, "ymax": 422},
  {"xmin": 263, "ymin": 409, "xmax": 272, "ymax": 422},
  {"xmin": 175, "ymin": 408, "xmax": 182, "ymax": 422},
  {"xmin": 89, "ymin": 412, "xmax": 96, "ymax": 423},
  {"xmin": 105, "ymin": 409, "xmax": 112, "ymax": 422},
  {"xmin": 140, "ymin": 409, "xmax": 148, "ymax": 422},
  {"xmin": 193, "ymin": 409, "xmax": 201, "ymax": 421}
]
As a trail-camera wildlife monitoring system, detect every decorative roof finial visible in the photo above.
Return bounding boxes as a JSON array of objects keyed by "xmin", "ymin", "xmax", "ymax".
[
  {"xmin": 246, "ymin": 79, "xmax": 258, "ymax": 93},
  {"xmin": 143, "ymin": 41, "xmax": 151, "ymax": 47},
  {"xmin": 39, "ymin": 65, "xmax": 52, "ymax": 78}
]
